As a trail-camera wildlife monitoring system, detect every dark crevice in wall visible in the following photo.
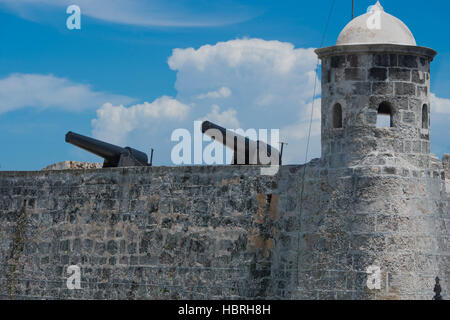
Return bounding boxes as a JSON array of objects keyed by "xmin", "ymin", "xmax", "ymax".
[{"xmin": 266, "ymin": 194, "xmax": 272, "ymax": 207}]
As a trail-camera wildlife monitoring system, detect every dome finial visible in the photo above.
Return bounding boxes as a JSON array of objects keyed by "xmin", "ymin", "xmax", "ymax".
[
  {"xmin": 337, "ymin": 0, "xmax": 416, "ymax": 46},
  {"xmin": 375, "ymin": 1, "xmax": 384, "ymax": 9},
  {"xmin": 369, "ymin": 1, "xmax": 384, "ymax": 13}
]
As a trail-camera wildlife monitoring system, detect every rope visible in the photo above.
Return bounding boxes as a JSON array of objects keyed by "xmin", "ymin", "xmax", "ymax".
[{"xmin": 296, "ymin": 0, "xmax": 336, "ymax": 285}]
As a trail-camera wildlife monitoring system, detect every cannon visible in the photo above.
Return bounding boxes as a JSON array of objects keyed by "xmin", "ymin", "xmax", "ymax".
[
  {"xmin": 201, "ymin": 121, "xmax": 281, "ymax": 165},
  {"xmin": 65, "ymin": 131, "xmax": 150, "ymax": 168}
]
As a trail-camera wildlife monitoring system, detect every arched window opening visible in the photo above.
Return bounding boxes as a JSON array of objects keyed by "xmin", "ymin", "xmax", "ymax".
[
  {"xmin": 333, "ymin": 103, "xmax": 343, "ymax": 128},
  {"xmin": 377, "ymin": 102, "xmax": 393, "ymax": 128},
  {"xmin": 422, "ymin": 104, "xmax": 429, "ymax": 129}
]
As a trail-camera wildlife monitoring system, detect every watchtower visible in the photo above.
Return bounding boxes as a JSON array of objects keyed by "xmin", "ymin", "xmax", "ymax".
[
  {"xmin": 316, "ymin": 1, "xmax": 436, "ymax": 168},
  {"xmin": 302, "ymin": 2, "xmax": 449, "ymax": 300}
]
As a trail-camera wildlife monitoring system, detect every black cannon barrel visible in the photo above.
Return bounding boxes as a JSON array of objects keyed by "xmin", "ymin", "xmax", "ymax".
[
  {"xmin": 201, "ymin": 121, "xmax": 227, "ymax": 136},
  {"xmin": 65, "ymin": 131, "xmax": 149, "ymax": 167},
  {"xmin": 201, "ymin": 120, "xmax": 280, "ymax": 165},
  {"xmin": 202, "ymin": 120, "xmax": 228, "ymax": 146},
  {"xmin": 201, "ymin": 120, "xmax": 251, "ymax": 146},
  {"xmin": 65, "ymin": 131, "xmax": 124, "ymax": 161},
  {"xmin": 121, "ymin": 147, "xmax": 149, "ymax": 166}
]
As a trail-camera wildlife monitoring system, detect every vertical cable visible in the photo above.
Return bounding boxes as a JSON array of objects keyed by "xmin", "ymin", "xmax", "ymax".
[{"xmin": 295, "ymin": 0, "xmax": 336, "ymax": 286}]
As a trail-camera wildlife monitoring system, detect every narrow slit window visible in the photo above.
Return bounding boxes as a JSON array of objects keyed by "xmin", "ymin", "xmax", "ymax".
[
  {"xmin": 422, "ymin": 104, "xmax": 429, "ymax": 129},
  {"xmin": 333, "ymin": 103, "xmax": 343, "ymax": 128},
  {"xmin": 377, "ymin": 102, "xmax": 393, "ymax": 128}
]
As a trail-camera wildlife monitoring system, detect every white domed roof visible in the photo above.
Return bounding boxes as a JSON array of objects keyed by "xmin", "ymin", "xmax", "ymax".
[{"xmin": 337, "ymin": 1, "xmax": 416, "ymax": 46}]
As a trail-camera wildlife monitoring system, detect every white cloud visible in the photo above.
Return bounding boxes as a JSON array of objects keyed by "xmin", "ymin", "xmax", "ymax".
[
  {"xmin": 0, "ymin": 73, "xmax": 133, "ymax": 114},
  {"xmin": 196, "ymin": 87, "xmax": 232, "ymax": 100},
  {"xmin": 168, "ymin": 38, "xmax": 320, "ymax": 163},
  {"xmin": 198, "ymin": 105, "xmax": 240, "ymax": 129},
  {"xmin": 89, "ymin": 38, "xmax": 320, "ymax": 164},
  {"xmin": 168, "ymin": 38, "xmax": 316, "ymax": 73},
  {"xmin": 431, "ymin": 93, "xmax": 450, "ymax": 114},
  {"xmin": 282, "ymin": 98, "xmax": 321, "ymax": 138},
  {"xmin": 167, "ymin": 39, "xmax": 319, "ymax": 121},
  {"xmin": 280, "ymin": 98, "xmax": 322, "ymax": 163},
  {"xmin": 92, "ymin": 96, "xmax": 190, "ymax": 145},
  {"xmin": 429, "ymin": 93, "xmax": 450, "ymax": 158},
  {"xmin": 0, "ymin": 0, "xmax": 257, "ymax": 27}
]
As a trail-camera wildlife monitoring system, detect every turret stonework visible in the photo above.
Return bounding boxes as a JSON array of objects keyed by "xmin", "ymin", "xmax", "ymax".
[{"xmin": 316, "ymin": 44, "xmax": 436, "ymax": 169}]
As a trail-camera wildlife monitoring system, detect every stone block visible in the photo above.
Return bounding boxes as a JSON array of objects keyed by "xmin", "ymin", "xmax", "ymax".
[
  {"xmin": 389, "ymin": 68, "xmax": 411, "ymax": 81},
  {"xmin": 395, "ymin": 82, "xmax": 416, "ymax": 96},
  {"xmin": 372, "ymin": 82, "xmax": 393, "ymax": 95},
  {"xmin": 347, "ymin": 55, "xmax": 360, "ymax": 68},
  {"xmin": 373, "ymin": 54, "xmax": 389, "ymax": 67},
  {"xmin": 331, "ymin": 56, "xmax": 346, "ymax": 68},
  {"xmin": 412, "ymin": 70, "xmax": 426, "ymax": 84},
  {"xmin": 402, "ymin": 111, "xmax": 416, "ymax": 124},
  {"xmin": 369, "ymin": 67, "xmax": 387, "ymax": 81},
  {"xmin": 398, "ymin": 55, "xmax": 418, "ymax": 68},
  {"xmin": 417, "ymin": 86, "xmax": 428, "ymax": 97},
  {"xmin": 345, "ymin": 68, "xmax": 366, "ymax": 81},
  {"xmin": 389, "ymin": 54, "xmax": 398, "ymax": 67},
  {"xmin": 351, "ymin": 82, "xmax": 371, "ymax": 95}
]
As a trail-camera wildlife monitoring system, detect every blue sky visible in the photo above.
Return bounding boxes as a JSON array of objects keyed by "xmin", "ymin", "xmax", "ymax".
[{"xmin": 0, "ymin": 0, "xmax": 449, "ymax": 170}]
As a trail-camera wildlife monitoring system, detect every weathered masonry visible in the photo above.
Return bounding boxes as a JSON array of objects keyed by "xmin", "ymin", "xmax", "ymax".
[
  {"xmin": 0, "ymin": 160, "xmax": 448, "ymax": 300},
  {"xmin": 0, "ymin": 2, "xmax": 449, "ymax": 299}
]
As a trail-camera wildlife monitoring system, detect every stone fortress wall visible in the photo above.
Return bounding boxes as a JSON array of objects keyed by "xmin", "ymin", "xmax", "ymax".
[
  {"xmin": 0, "ymin": 166, "xmax": 280, "ymax": 299},
  {"xmin": 0, "ymin": 155, "xmax": 448, "ymax": 300}
]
